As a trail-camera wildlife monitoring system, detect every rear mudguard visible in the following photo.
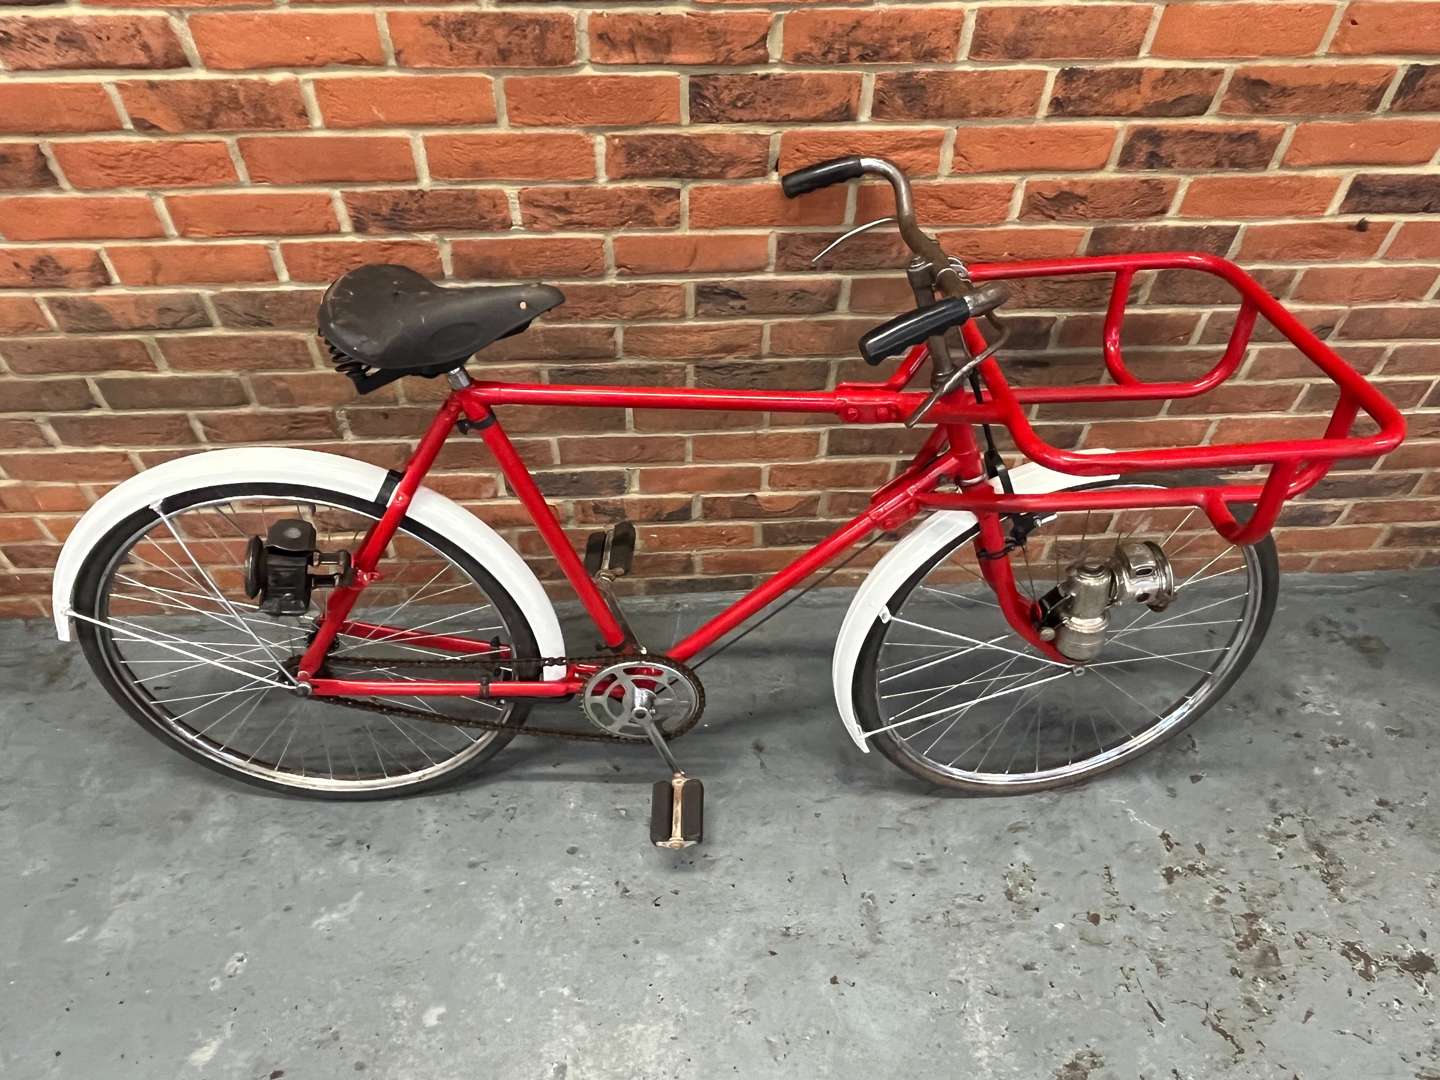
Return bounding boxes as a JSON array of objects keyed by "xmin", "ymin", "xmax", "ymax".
[
  {"xmin": 832, "ymin": 458, "xmax": 1118, "ymax": 752},
  {"xmin": 50, "ymin": 447, "xmax": 567, "ymax": 678}
]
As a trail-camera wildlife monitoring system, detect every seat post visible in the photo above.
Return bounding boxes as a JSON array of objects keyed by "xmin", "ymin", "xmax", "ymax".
[{"xmin": 447, "ymin": 368, "xmax": 472, "ymax": 390}]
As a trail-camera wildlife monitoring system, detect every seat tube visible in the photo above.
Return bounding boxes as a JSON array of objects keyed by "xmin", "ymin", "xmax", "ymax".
[{"xmin": 455, "ymin": 384, "xmax": 627, "ymax": 649}]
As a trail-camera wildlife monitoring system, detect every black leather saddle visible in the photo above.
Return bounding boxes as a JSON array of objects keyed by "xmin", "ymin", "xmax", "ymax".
[{"xmin": 318, "ymin": 264, "xmax": 564, "ymax": 393}]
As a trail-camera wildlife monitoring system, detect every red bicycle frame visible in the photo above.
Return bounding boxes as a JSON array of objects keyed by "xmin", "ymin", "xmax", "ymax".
[{"xmin": 296, "ymin": 251, "xmax": 1405, "ymax": 701}]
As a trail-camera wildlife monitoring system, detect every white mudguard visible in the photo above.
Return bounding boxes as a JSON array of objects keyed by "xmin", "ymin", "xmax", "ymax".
[
  {"xmin": 831, "ymin": 457, "xmax": 1118, "ymax": 751},
  {"xmin": 50, "ymin": 447, "xmax": 567, "ymax": 677}
]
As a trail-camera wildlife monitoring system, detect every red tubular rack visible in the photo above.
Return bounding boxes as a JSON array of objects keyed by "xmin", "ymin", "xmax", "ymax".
[{"xmin": 916, "ymin": 251, "xmax": 1408, "ymax": 546}]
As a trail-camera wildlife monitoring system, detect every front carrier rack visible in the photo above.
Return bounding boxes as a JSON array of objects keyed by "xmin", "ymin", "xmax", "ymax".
[{"xmin": 913, "ymin": 251, "xmax": 1407, "ymax": 545}]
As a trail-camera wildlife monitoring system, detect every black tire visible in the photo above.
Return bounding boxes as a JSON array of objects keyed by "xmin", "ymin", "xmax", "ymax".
[
  {"xmin": 73, "ymin": 482, "xmax": 539, "ymax": 800},
  {"xmin": 852, "ymin": 479, "xmax": 1280, "ymax": 795}
]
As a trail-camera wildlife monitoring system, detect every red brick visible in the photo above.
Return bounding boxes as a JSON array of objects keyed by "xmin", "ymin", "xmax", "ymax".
[
  {"xmin": 934, "ymin": 226, "xmax": 1088, "ymax": 262},
  {"xmin": 425, "ymin": 133, "xmax": 595, "ymax": 181},
  {"xmin": 613, "ymin": 234, "xmax": 769, "ymax": 275},
  {"xmin": 519, "ymin": 186, "xmax": 679, "ymax": 231},
  {"xmin": 689, "ymin": 183, "xmax": 846, "ymax": 228},
  {"xmin": 0, "ymin": 194, "xmax": 163, "ymax": 240},
  {"xmin": 952, "ymin": 125, "xmax": 1117, "ymax": 173},
  {"xmin": 388, "ymin": 11, "xmax": 575, "ymax": 69},
  {"xmin": 874, "ymin": 69, "xmax": 1048, "ymax": 120},
  {"xmin": 3, "ymin": 337, "xmax": 152, "ymax": 374},
  {"xmin": 96, "ymin": 374, "xmax": 247, "ymax": 410},
  {"xmin": 769, "ymin": 461, "xmax": 893, "ymax": 491},
  {"xmin": 0, "ymin": 375, "xmax": 95, "ymax": 412},
  {"xmin": 166, "ymin": 192, "xmax": 338, "ymax": 237},
  {"xmin": 0, "ymin": 296, "xmax": 47, "ymax": 334},
  {"xmin": 210, "ymin": 288, "xmax": 325, "ymax": 330},
  {"xmin": 1337, "ymin": 305, "xmax": 1440, "ymax": 340},
  {"xmin": 1238, "ymin": 220, "xmax": 1386, "ymax": 261},
  {"xmin": 1022, "ymin": 178, "xmax": 1178, "ymax": 221},
  {"xmin": 625, "ymin": 323, "xmax": 762, "ymax": 360},
  {"xmin": 239, "ymin": 135, "xmax": 416, "ymax": 184},
  {"xmin": 0, "ymin": 15, "xmax": 186, "ymax": 70},
  {"xmin": 694, "ymin": 278, "xmax": 839, "ymax": 317},
  {"xmin": 548, "ymin": 283, "xmax": 685, "ymax": 322},
  {"xmin": 313, "ymin": 74, "xmax": 496, "ymax": 129},
  {"xmin": 52, "ymin": 140, "xmax": 237, "ymax": 189},
  {"xmin": 1285, "ymin": 119, "xmax": 1440, "ymax": 166},
  {"xmin": 450, "ymin": 237, "xmax": 606, "ymax": 280},
  {"xmin": 769, "ymin": 317, "xmax": 873, "ymax": 357},
  {"xmin": 970, "ymin": 4, "xmax": 1151, "ymax": 60},
  {"xmin": 344, "ymin": 189, "xmax": 510, "ymax": 233},
  {"xmin": 1119, "ymin": 122, "xmax": 1285, "ymax": 170},
  {"xmin": 198, "ymin": 411, "xmax": 342, "ymax": 444},
  {"xmin": 1151, "ymin": 3, "xmax": 1334, "ymax": 58},
  {"xmin": 606, "ymin": 133, "xmax": 769, "ymax": 180},
  {"xmin": 1340, "ymin": 173, "xmax": 1440, "ymax": 214},
  {"xmin": 119, "ymin": 78, "xmax": 309, "ymax": 133},
  {"xmin": 1221, "ymin": 64, "xmax": 1397, "ymax": 114},
  {"xmin": 1393, "ymin": 64, "xmax": 1440, "ymax": 112},
  {"xmin": 590, "ymin": 11, "xmax": 769, "ymax": 64},
  {"xmin": 690, "ymin": 73, "xmax": 861, "ymax": 123},
  {"xmin": 0, "ymin": 452, "xmax": 135, "ymax": 482},
  {"xmin": 0, "ymin": 141, "xmax": 60, "ymax": 192},
  {"xmin": 50, "ymin": 412, "xmax": 196, "ymax": 448},
  {"xmin": 0, "ymin": 248, "xmax": 109, "ymax": 289},
  {"xmin": 281, "ymin": 239, "xmax": 441, "ymax": 282},
  {"xmin": 638, "ymin": 464, "xmax": 761, "ymax": 494},
  {"xmin": 506, "ymin": 75, "xmax": 680, "ymax": 127},
  {"xmin": 1180, "ymin": 175, "xmax": 1340, "ymax": 217},
  {"xmin": 107, "ymin": 242, "xmax": 277, "ymax": 285},
  {"xmin": 1331, "ymin": 1, "xmax": 1440, "ymax": 54},
  {"xmin": 859, "ymin": 180, "xmax": 1015, "ymax": 224},
  {"xmin": 779, "ymin": 128, "xmax": 947, "ymax": 177},
  {"xmin": 47, "ymin": 292, "xmax": 208, "ymax": 333},
  {"xmin": 159, "ymin": 334, "xmax": 314, "ymax": 373},
  {"xmin": 1294, "ymin": 266, "xmax": 1437, "ymax": 303},
  {"xmin": 0, "ymin": 82, "xmax": 121, "ymax": 134},
  {"xmin": 1387, "ymin": 222, "xmax": 1440, "ymax": 260},
  {"xmin": 783, "ymin": 8, "xmax": 963, "ymax": 64},
  {"xmin": 189, "ymin": 12, "xmax": 384, "ymax": 70},
  {"xmin": 1048, "ymin": 66, "xmax": 1224, "ymax": 117}
]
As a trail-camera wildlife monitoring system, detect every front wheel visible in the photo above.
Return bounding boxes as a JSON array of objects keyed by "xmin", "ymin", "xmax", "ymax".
[{"xmin": 852, "ymin": 480, "xmax": 1280, "ymax": 794}]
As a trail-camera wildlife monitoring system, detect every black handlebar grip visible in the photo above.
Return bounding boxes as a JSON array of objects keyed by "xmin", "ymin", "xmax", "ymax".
[
  {"xmin": 781, "ymin": 156, "xmax": 865, "ymax": 199},
  {"xmin": 858, "ymin": 297, "xmax": 975, "ymax": 366}
]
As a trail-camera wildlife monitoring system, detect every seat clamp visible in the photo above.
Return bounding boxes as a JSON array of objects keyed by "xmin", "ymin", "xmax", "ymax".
[{"xmin": 457, "ymin": 414, "xmax": 497, "ymax": 435}]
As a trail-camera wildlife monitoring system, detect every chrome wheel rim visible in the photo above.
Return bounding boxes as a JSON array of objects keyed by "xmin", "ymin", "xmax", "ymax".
[
  {"xmin": 90, "ymin": 491, "xmax": 525, "ymax": 793},
  {"xmin": 871, "ymin": 500, "xmax": 1265, "ymax": 787}
]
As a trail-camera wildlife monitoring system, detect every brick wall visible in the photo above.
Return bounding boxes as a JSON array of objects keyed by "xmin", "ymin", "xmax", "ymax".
[{"xmin": 0, "ymin": 0, "xmax": 1438, "ymax": 616}]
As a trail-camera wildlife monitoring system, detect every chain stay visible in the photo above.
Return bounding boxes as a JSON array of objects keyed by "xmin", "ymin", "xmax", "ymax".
[{"xmin": 305, "ymin": 653, "xmax": 698, "ymax": 744}]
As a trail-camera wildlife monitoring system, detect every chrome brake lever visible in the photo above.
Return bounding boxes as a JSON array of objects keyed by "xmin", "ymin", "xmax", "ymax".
[
  {"xmin": 809, "ymin": 217, "xmax": 897, "ymax": 266},
  {"xmin": 904, "ymin": 314, "xmax": 1011, "ymax": 429}
]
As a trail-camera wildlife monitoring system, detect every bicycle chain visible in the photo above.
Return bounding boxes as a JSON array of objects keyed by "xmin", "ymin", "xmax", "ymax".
[{"xmin": 299, "ymin": 653, "xmax": 701, "ymax": 745}]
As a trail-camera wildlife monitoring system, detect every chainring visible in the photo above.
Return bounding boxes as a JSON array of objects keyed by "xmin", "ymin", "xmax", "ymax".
[{"xmin": 580, "ymin": 657, "xmax": 705, "ymax": 740}]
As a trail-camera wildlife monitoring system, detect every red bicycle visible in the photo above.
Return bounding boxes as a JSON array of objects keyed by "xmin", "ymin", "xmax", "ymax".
[{"xmin": 50, "ymin": 157, "xmax": 1404, "ymax": 847}]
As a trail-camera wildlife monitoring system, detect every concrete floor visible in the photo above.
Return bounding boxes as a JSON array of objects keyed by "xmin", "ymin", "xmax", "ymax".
[{"xmin": 1, "ymin": 572, "xmax": 1437, "ymax": 1080}]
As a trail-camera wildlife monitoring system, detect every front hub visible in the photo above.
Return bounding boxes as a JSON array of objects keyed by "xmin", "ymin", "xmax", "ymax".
[{"xmin": 1042, "ymin": 541, "xmax": 1176, "ymax": 662}]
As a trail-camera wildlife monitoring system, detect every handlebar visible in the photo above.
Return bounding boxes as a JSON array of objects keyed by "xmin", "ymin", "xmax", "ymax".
[{"xmin": 780, "ymin": 155, "xmax": 983, "ymax": 303}]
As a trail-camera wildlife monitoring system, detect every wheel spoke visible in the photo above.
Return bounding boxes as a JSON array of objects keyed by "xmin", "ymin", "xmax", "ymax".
[
  {"xmin": 84, "ymin": 492, "xmax": 532, "ymax": 793},
  {"xmin": 864, "ymin": 494, "xmax": 1266, "ymax": 786}
]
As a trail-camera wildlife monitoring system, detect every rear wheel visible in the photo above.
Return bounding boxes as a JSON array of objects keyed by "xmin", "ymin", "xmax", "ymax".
[
  {"xmin": 73, "ymin": 482, "xmax": 539, "ymax": 799},
  {"xmin": 853, "ymin": 480, "xmax": 1279, "ymax": 794}
]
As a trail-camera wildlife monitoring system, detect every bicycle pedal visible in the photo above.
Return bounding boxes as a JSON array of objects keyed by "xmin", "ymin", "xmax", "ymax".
[
  {"xmin": 583, "ymin": 530, "xmax": 606, "ymax": 575},
  {"xmin": 650, "ymin": 773, "xmax": 703, "ymax": 849},
  {"xmin": 583, "ymin": 520, "xmax": 638, "ymax": 579},
  {"xmin": 607, "ymin": 520, "xmax": 636, "ymax": 577}
]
